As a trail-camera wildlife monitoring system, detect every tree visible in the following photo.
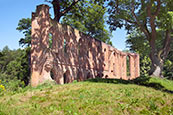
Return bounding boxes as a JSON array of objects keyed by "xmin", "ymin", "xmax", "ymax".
[
  {"xmin": 107, "ymin": 0, "xmax": 173, "ymax": 77},
  {"xmin": 163, "ymin": 55, "xmax": 173, "ymax": 80},
  {"xmin": 17, "ymin": 0, "xmax": 112, "ymax": 47},
  {"xmin": 0, "ymin": 46, "xmax": 16, "ymax": 73},
  {"xmin": 0, "ymin": 47, "xmax": 30, "ymax": 85},
  {"xmin": 45, "ymin": 0, "xmax": 81, "ymax": 22},
  {"xmin": 16, "ymin": 0, "xmax": 81, "ymax": 47},
  {"xmin": 16, "ymin": 18, "xmax": 31, "ymax": 47},
  {"xmin": 15, "ymin": 0, "xmax": 112, "ymax": 86},
  {"xmin": 62, "ymin": 1, "xmax": 112, "ymax": 45},
  {"xmin": 126, "ymin": 29, "xmax": 173, "ymax": 78},
  {"xmin": 6, "ymin": 48, "xmax": 30, "ymax": 85}
]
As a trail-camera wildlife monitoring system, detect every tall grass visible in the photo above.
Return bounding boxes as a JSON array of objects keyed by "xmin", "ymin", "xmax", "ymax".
[{"xmin": 0, "ymin": 77, "xmax": 173, "ymax": 115}]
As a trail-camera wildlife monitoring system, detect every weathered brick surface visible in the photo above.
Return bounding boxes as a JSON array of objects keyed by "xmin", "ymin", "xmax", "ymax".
[{"xmin": 31, "ymin": 5, "xmax": 140, "ymax": 87}]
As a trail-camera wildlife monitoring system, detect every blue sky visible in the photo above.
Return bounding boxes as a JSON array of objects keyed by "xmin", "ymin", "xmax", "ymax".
[{"xmin": 0, "ymin": 0, "xmax": 127, "ymax": 50}]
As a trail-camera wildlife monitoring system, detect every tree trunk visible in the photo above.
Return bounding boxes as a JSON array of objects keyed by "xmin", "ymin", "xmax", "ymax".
[
  {"xmin": 148, "ymin": 27, "xmax": 164, "ymax": 77},
  {"xmin": 149, "ymin": 51, "xmax": 164, "ymax": 77},
  {"xmin": 51, "ymin": 0, "xmax": 79, "ymax": 22},
  {"xmin": 52, "ymin": 0, "xmax": 61, "ymax": 22},
  {"xmin": 149, "ymin": 29, "xmax": 172, "ymax": 77}
]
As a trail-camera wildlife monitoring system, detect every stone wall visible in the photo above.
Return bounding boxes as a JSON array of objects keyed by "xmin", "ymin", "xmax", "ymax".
[{"xmin": 31, "ymin": 4, "xmax": 140, "ymax": 87}]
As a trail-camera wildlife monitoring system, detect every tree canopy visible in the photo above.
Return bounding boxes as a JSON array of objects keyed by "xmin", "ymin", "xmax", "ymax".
[
  {"xmin": 16, "ymin": 18, "xmax": 31, "ymax": 47},
  {"xmin": 62, "ymin": 1, "xmax": 112, "ymax": 45},
  {"xmin": 15, "ymin": 0, "xmax": 173, "ymax": 78},
  {"xmin": 45, "ymin": 0, "xmax": 82, "ymax": 22},
  {"xmin": 126, "ymin": 29, "xmax": 173, "ymax": 78},
  {"xmin": 17, "ymin": 0, "xmax": 112, "ymax": 47},
  {"xmin": 0, "ymin": 46, "xmax": 30, "ymax": 85},
  {"xmin": 107, "ymin": 0, "xmax": 173, "ymax": 77}
]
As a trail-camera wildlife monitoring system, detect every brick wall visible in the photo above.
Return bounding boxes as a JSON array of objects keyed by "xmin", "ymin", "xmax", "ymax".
[{"xmin": 31, "ymin": 5, "xmax": 140, "ymax": 87}]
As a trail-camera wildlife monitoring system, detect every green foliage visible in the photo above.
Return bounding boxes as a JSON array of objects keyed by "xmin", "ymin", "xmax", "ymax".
[
  {"xmin": 107, "ymin": 0, "xmax": 173, "ymax": 77},
  {"xmin": 126, "ymin": 30, "xmax": 150, "ymax": 55},
  {"xmin": 126, "ymin": 30, "xmax": 151, "ymax": 76},
  {"xmin": 0, "ymin": 46, "xmax": 30, "ymax": 90},
  {"xmin": 0, "ymin": 46, "xmax": 17, "ymax": 73},
  {"xmin": 163, "ymin": 50, "xmax": 173, "ymax": 79},
  {"xmin": 0, "ymin": 80, "xmax": 5, "ymax": 94},
  {"xmin": 107, "ymin": 0, "xmax": 173, "ymax": 32},
  {"xmin": 126, "ymin": 29, "xmax": 173, "ymax": 78},
  {"xmin": 163, "ymin": 59, "xmax": 173, "ymax": 80},
  {"xmin": 35, "ymin": 80, "xmax": 56, "ymax": 90},
  {"xmin": 62, "ymin": 1, "xmax": 112, "ymax": 45},
  {"xmin": 16, "ymin": 18, "xmax": 31, "ymax": 47},
  {"xmin": 17, "ymin": 1, "xmax": 112, "ymax": 47},
  {"xmin": 6, "ymin": 48, "xmax": 30, "ymax": 84},
  {"xmin": 140, "ymin": 56, "xmax": 151, "ymax": 76},
  {"xmin": 3, "ymin": 79, "xmax": 25, "ymax": 93}
]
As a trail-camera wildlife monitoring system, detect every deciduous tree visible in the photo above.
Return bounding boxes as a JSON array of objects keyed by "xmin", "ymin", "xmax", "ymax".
[
  {"xmin": 107, "ymin": 0, "xmax": 173, "ymax": 77},
  {"xmin": 17, "ymin": 0, "xmax": 112, "ymax": 47},
  {"xmin": 16, "ymin": 18, "xmax": 31, "ymax": 47},
  {"xmin": 62, "ymin": 1, "xmax": 112, "ymax": 45},
  {"xmin": 45, "ymin": 0, "xmax": 81, "ymax": 22}
]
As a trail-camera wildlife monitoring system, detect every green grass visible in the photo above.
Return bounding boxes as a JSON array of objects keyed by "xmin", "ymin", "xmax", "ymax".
[{"xmin": 0, "ymin": 77, "xmax": 173, "ymax": 115}]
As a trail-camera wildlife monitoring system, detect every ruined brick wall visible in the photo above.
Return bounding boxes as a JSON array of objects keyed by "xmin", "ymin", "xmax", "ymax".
[{"xmin": 31, "ymin": 5, "xmax": 140, "ymax": 87}]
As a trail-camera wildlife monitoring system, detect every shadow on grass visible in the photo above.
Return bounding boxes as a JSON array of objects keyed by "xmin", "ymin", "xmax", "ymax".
[{"xmin": 86, "ymin": 76, "xmax": 173, "ymax": 94}]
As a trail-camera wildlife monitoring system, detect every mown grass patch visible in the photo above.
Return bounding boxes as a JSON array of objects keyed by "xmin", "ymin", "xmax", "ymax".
[{"xmin": 0, "ymin": 77, "xmax": 173, "ymax": 115}]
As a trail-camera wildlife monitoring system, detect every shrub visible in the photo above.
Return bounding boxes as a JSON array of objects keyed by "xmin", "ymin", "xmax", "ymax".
[
  {"xmin": 0, "ymin": 73, "xmax": 26, "ymax": 93},
  {"xmin": 163, "ymin": 60, "xmax": 173, "ymax": 80},
  {"xmin": 140, "ymin": 56, "xmax": 151, "ymax": 76},
  {"xmin": 6, "ymin": 80, "xmax": 25, "ymax": 91},
  {"xmin": 0, "ymin": 80, "xmax": 6, "ymax": 95}
]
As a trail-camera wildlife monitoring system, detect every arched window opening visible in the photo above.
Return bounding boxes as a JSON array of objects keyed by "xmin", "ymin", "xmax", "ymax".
[
  {"xmin": 64, "ymin": 39, "xmax": 67, "ymax": 53},
  {"xmin": 48, "ymin": 33, "xmax": 53, "ymax": 48},
  {"xmin": 105, "ymin": 75, "xmax": 108, "ymax": 78},
  {"xmin": 50, "ymin": 69, "xmax": 54, "ymax": 80},
  {"xmin": 63, "ymin": 73, "xmax": 67, "ymax": 84},
  {"xmin": 63, "ymin": 70, "xmax": 71, "ymax": 84},
  {"xmin": 126, "ymin": 56, "xmax": 130, "ymax": 77}
]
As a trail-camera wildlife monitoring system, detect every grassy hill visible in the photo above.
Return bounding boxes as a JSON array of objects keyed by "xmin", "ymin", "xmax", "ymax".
[{"xmin": 0, "ymin": 77, "xmax": 173, "ymax": 115}]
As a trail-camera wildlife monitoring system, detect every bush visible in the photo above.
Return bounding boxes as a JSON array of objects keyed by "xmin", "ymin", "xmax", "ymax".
[
  {"xmin": 4, "ymin": 79, "xmax": 25, "ymax": 92},
  {"xmin": 140, "ymin": 56, "xmax": 151, "ymax": 76},
  {"xmin": 0, "ymin": 80, "xmax": 6, "ymax": 96},
  {"xmin": 0, "ymin": 81, "xmax": 5, "ymax": 91},
  {"xmin": 0, "ymin": 72, "xmax": 27, "ymax": 94},
  {"xmin": 163, "ymin": 60, "xmax": 173, "ymax": 80},
  {"xmin": 0, "ymin": 74, "xmax": 25, "ymax": 94}
]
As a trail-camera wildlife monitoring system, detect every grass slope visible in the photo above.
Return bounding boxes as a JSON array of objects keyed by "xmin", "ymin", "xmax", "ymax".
[{"xmin": 0, "ymin": 77, "xmax": 173, "ymax": 115}]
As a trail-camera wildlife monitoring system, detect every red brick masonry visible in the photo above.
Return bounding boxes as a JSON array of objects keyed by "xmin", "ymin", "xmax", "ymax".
[{"xmin": 31, "ymin": 5, "xmax": 140, "ymax": 87}]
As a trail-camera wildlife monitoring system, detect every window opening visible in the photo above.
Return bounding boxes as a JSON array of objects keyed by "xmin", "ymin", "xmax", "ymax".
[
  {"xmin": 48, "ymin": 33, "xmax": 53, "ymax": 48},
  {"xmin": 126, "ymin": 56, "xmax": 130, "ymax": 77},
  {"xmin": 64, "ymin": 39, "xmax": 67, "ymax": 53}
]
